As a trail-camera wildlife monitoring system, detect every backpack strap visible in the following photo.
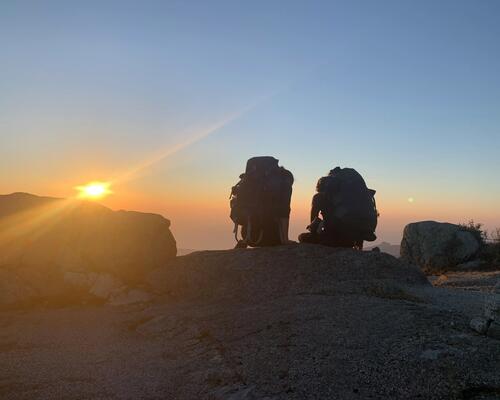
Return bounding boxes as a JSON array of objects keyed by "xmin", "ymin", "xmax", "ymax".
[
  {"xmin": 233, "ymin": 222, "xmax": 239, "ymax": 241},
  {"xmin": 278, "ymin": 217, "xmax": 290, "ymax": 244},
  {"xmin": 252, "ymin": 226, "xmax": 264, "ymax": 246}
]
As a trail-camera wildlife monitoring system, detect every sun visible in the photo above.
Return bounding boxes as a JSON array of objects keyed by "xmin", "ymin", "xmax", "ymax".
[{"xmin": 75, "ymin": 182, "xmax": 112, "ymax": 199}]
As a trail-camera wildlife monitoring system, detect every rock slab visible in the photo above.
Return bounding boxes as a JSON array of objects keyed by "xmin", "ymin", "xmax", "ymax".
[
  {"xmin": 147, "ymin": 244, "xmax": 430, "ymax": 302},
  {"xmin": 1, "ymin": 245, "xmax": 499, "ymax": 400}
]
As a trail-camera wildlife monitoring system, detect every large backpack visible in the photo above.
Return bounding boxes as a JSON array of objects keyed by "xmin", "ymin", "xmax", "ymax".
[
  {"xmin": 230, "ymin": 157, "xmax": 293, "ymax": 247},
  {"xmin": 322, "ymin": 168, "xmax": 378, "ymax": 242}
]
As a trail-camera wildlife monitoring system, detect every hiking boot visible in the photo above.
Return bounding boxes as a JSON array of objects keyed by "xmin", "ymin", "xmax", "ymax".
[{"xmin": 235, "ymin": 240, "xmax": 248, "ymax": 249}]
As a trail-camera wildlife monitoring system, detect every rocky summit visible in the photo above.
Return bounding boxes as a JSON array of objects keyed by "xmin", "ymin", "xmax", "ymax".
[{"xmin": 1, "ymin": 245, "xmax": 499, "ymax": 400}]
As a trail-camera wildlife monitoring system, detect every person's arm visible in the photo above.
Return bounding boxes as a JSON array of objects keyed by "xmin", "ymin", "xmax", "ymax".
[{"xmin": 310, "ymin": 193, "xmax": 322, "ymax": 223}]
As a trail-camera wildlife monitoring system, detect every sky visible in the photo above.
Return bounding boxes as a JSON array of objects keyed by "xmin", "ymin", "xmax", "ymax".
[{"xmin": 1, "ymin": 0, "xmax": 500, "ymax": 249}]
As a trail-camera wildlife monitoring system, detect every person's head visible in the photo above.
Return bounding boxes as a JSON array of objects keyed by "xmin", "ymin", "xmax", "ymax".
[{"xmin": 316, "ymin": 177, "xmax": 328, "ymax": 192}]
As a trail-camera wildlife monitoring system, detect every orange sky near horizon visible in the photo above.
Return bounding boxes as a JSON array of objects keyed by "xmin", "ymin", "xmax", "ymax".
[
  {"xmin": 2, "ymin": 173, "xmax": 498, "ymax": 250},
  {"xmin": 1, "ymin": 117, "xmax": 499, "ymax": 251}
]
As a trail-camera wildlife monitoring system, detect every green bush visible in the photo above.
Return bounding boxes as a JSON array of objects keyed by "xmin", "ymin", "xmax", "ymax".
[
  {"xmin": 491, "ymin": 228, "xmax": 500, "ymax": 244},
  {"xmin": 458, "ymin": 221, "xmax": 500, "ymax": 266},
  {"xmin": 458, "ymin": 220, "xmax": 488, "ymax": 246},
  {"xmin": 486, "ymin": 228, "xmax": 500, "ymax": 265}
]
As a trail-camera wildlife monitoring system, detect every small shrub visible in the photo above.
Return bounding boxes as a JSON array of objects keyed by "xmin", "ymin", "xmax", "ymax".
[
  {"xmin": 491, "ymin": 228, "xmax": 500, "ymax": 244},
  {"xmin": 458, "ymin": 220, "xmax": 488, "ymax": 246},
  {"xmin": 481, "ymin": 243, "xmax": 500, "ymax": 266},
  {"xmin": 457, "ymin": 221, "xmax": 500, "ymax": 267},
  {"xmin": 485, "ymin": 227, "xmax": 500, "ymax": 265}
]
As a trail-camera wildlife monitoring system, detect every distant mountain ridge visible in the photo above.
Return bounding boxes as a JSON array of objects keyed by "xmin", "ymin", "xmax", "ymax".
[
  {"xmin": 177, "ymin": 248, "xmax": 198, "ymax": 256},
  {"xmin": 368, "ymin": 241, "xmax": 401, "ymax": 257}
]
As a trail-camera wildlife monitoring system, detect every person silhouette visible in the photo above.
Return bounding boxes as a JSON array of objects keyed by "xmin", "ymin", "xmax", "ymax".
[{"xmin": 298, "ymin": 167, "xmax": 377, "ymax": 249}]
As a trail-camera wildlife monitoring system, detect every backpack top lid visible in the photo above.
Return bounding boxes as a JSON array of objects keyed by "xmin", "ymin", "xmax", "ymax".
[
  {"xmin": 329, "ymin": 167, "xmax": 367, "ymax": 189},
  {"xmin": 245, "ymin": 156, "xmax": 279, "ymax": 175}
]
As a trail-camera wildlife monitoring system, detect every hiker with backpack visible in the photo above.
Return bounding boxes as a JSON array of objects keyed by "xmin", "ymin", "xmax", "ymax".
[
  {"xmin": 298, "ymin": 167, "xmax": 378, "ymax": 249},
  {"xmin": 230, "ymin": 157, "xmax": 294, "ymax": 249}
]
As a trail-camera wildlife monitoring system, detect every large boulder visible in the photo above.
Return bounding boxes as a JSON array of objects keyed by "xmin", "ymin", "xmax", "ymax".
[
  {"xmin": 0, "ymin": 192, "xmax": 176, "ymax": 306},
  {"xmin": 400, "ymin": 221, "xmax": 480, "ymax": 274}
]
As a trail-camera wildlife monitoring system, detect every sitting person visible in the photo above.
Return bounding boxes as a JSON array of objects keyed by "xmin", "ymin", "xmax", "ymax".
[{"xmin": 298, "ymin": 167, "xmax": 378, "ymax": 249}]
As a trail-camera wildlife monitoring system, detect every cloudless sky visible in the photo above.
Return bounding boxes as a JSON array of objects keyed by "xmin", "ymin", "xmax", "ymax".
[{"xmin": 1, "ymin": 0, "xmax": 499, "ymax": 249}]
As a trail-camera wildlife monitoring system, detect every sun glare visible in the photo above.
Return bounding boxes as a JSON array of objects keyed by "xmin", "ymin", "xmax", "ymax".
[{"xmin": 75, "ymin": 182, "xmax": 112, "ymax": 199}]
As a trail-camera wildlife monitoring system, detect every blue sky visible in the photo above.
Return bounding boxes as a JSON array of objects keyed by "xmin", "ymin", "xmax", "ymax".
[{"xmin": 1, "ymin": 0, "xmax": 499, "ymax": 248}]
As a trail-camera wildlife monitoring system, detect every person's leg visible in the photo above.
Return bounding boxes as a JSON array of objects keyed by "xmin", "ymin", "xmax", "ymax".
[
  {"xmin": 354, "ymin": 240, "xmax": 364, "ymax": 250},
  {"xmin": 234, "ymin": 224, "xmax": 248, "ymax": 248},
  {"xmin": 234, "ymin": 240, "xmax": 248, "ymax": 249},
  {"xmin": 298, "ymin": 232, "xmax": 319, "ymax": 244}
]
